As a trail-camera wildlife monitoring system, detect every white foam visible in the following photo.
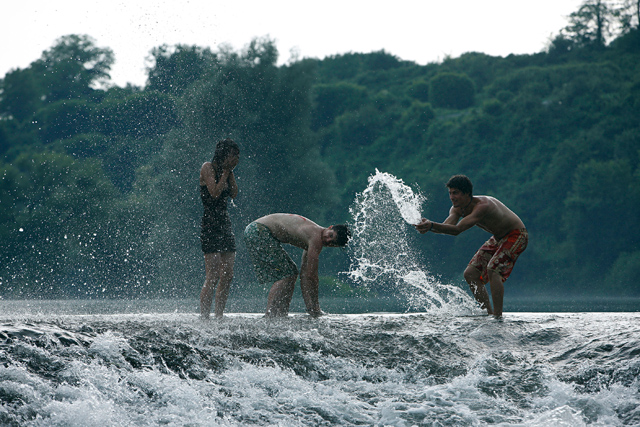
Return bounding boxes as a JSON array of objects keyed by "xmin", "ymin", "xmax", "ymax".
[{"xmin": 346, "ymin": 170, "xmax": 476, "ymax": 314}]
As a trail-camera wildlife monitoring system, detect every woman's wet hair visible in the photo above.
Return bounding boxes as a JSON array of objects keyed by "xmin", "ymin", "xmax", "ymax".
[{"xmin": 212, "ymin": 138, "xmax": 240, "ymax": 166}]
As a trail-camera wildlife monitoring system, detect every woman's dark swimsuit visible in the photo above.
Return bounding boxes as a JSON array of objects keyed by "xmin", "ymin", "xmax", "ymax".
[{"xmin": 200, "ymin": 166, "xmax": 235, "ymax": 254}]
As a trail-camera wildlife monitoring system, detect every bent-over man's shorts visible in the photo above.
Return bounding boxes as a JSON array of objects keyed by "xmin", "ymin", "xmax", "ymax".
[
  {"xmin": 244, "ymin": 222, "xmax": 299, "ymax": 285},
  {"xmin": 468, "ymin": 228, "xmax": 528, "ymax": 283}
]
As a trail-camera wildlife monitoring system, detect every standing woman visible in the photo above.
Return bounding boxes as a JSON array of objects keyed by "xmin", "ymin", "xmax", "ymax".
[{"xmin": 200, "ymin": 138, "xmax": 240, "ymax": 319}]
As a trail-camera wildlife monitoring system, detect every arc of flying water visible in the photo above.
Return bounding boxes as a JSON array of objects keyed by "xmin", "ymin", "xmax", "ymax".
[{"xmin": 345, "ymin": 170, "xmax": 477, "ymax": 314}]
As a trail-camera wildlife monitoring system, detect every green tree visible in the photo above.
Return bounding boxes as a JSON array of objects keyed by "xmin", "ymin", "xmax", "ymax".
[
  {"xmin": 428, "ymin": 72, "xmax": 475, "ymax": 109},
  {"xmin": 564, "ymin": 159, "xmax": 636, "ymax": 270},
  {"xmin": 0, "ymin": 151, "xmax": 123, "ymax": 296},
  {"xmin": 311, "ymin": 82, "xmax": 369, "ymax": 129},
  {"xmin": 30, "ymin": 34, "xmax": 114, "ymax": 102},
  {"xmin": 95, "ymin": 91, "xmax": 180, "ymax": 138},
  {"xmin": 56, "ymin": 132, "xmax": 163, "ymax": 192},
  {"xmin": 606, "ymin": 251, "xmax": 640, "ymax": 295},
  {"xmin": 0, "ymin": 121, "xmax": 8, "ymax": 154},
  {"xmin": 35, "ymin": 99, "xmax": 94, "ymax": 143},
  {"xmin": 562, "ymin": 0, "xmax": 618, "ymax": 48},
  {"xmin": 146, "ymin": 44, "xmax": 217, "ymax": 95},
  {"xmin": 406, "ymin": 79, "xmax": 430, "ymax": 102},
  {"xmin": 335, "ymin": 105, "xmax": 384, "ymax": 148},
  {"xmin": 361, "ymin": 50, "xmax": 402, "ymax": 71},
  {"xmin": 618, "ymin": 0, "xmax": 640, "ymax": 31},
  {"xmin": 0, "ymin": 68, "xmax": 41, "ymax": 121},
  {"xmin": 398, "ymin": 100, "xmax": 435, "ymax": 141}
]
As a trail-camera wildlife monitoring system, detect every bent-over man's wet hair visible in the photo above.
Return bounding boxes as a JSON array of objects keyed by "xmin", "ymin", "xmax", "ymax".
[
  {"xmin": 446, "ymin": 175, "xmax": 473, "ymax": 196},
  {"xmin": 332, "ymin": 224, "xmax": 351, "ymax": 247}
]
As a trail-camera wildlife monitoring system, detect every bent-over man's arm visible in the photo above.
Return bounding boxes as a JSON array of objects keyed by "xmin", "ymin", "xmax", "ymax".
[{"xmin": 300, "ymin": 245, "xmax": 322, "ymax": 316}]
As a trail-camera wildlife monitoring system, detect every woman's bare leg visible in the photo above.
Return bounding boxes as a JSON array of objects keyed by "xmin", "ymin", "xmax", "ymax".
[
  {"xmin": 201, "ymin": 253, "xmax": 221, "ymax": 320},
  {"xmin": 213, "ymin": 252, "xmax": 235, "ymax": 318}
]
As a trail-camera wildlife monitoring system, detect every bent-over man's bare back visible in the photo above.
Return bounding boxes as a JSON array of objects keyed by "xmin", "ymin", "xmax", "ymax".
[
  {"xmin": 255, "ymin": 213, "xmax": 324, "ymax": 250},
  {"xmin": 244, "ymin": 213, "xmax": 351, "ymax": 317}
]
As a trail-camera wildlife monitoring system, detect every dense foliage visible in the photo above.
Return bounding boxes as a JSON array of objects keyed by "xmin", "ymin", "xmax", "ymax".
[{"xmin": 1, "ymin": 2, "xmax": 639, "ymax": 299}]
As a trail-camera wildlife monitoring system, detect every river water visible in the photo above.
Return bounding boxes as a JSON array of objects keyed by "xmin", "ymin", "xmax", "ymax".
[{"xmin": 1, "ymin": 300, "xmax": 639, "ymax": 426}]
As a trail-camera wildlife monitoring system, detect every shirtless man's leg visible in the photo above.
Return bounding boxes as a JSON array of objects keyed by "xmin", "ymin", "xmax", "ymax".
[
  {"xmin": 487, "ymin": 269, "xmax": 504, "ymax": 318},
  {"xmin": 464, "ymin": 265, "xmax": 494, "ymax": 315}
]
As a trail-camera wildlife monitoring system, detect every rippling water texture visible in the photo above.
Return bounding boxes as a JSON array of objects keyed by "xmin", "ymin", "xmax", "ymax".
[{"xmin": 1, "ymin": 305, "xmax": 639, "ymax": 426}]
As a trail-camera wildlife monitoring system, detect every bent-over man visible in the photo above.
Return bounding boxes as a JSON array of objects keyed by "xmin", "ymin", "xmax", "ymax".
[
  {"xmin": 415, "ymin": 175, "xmax": 528, "ymax": 318},
  {"xmin": 244, "ymin": 213, "xmax": 351, "ymax": 317}
]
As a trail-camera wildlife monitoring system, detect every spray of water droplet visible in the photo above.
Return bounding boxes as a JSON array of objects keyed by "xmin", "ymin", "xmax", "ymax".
[{"xmin": 345, "ymin": 170, "xmax": 477, "ymax": 314}]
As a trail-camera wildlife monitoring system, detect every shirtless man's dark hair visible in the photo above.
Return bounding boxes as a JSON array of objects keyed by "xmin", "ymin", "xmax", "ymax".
[{"xmin": 446, "ymin": 174, "xmax": 473, "ymax": 195}]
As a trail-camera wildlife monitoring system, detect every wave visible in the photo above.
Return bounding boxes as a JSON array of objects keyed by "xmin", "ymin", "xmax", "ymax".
[{"xmin": 1, "ymin": 311, "xmax": 640, "ymax": 426}]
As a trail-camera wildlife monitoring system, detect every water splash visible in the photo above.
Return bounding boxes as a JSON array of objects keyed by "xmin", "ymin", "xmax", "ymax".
[
  {"xmin": 346, "ymin": 170, "xmax": 476, "ymax": 314},
  {"xmin": 371, "ymin": 170, "xmax": 425, "ymax": 225}
]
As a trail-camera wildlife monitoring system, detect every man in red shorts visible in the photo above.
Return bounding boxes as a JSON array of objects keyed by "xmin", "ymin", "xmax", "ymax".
[{"xmin": 415, "ymin": 175, "xmax": 528, "ymax": 318}]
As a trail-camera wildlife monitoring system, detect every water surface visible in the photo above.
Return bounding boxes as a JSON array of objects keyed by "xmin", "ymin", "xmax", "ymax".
[{"xmin": 1, "ymin": 299, "xmax": 639, "ymax": 426}]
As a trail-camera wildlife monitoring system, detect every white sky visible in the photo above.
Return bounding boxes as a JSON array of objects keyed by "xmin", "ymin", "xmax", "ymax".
[{"xmin": 2, "ymin": 1, "xmax": 583, "ymax": 87}]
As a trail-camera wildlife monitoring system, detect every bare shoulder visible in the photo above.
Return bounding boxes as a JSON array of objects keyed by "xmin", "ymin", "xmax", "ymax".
[
  {"xmin": 200, "ymin": 162, "xmax": 212, "ymax": 184},
  {"xmin": 476, "ymin": 195, "xmax": 524, "ymax": 232},
  {"xmin": 449, "ymin": 204, "xmax": 463, "ymax": 217},
  {"xmin": 481, "ymin": 196, "xmax": 510, "ymax": 212},
  {"xmin": 476, "ymin": 195, "xmax": 493, "ymax": 205},
  {"xmin": 461, "ymin": 196, "xmax": 493, "ymax": 222},
  {"xmin": 475, "ymin": 196, "xmax": 498, "ymax": 211},
  {"xmin": 200, "ymin": 161, "xmax": 212, "ymax": 175},
  {"xmin": 258, "ymin": 213, "xmax": 318, "ymax": 229},
  {"xmin": 257, "ymin": 213, "xmax": 321, "ymax": 249}
]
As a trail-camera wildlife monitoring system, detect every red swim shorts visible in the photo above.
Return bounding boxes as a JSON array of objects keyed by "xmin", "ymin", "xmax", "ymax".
[{"xmin": 468, "ymin": 228, "xmax": 528, "ymax": 283}]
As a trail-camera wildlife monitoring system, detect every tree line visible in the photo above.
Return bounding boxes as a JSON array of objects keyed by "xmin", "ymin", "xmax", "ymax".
[{"xmin": 1, "ymin": 0, "xmax": 639, "ymax": 299}]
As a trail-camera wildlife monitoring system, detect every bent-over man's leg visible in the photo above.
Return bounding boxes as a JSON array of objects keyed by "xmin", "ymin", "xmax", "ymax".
[
  {"xmin": 266, "ymin": 275, "xmax": 297, "ymax": 317},
  {"xmin": 244, "ymin": 221, "xmax": 299, "ymax": 317}
]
